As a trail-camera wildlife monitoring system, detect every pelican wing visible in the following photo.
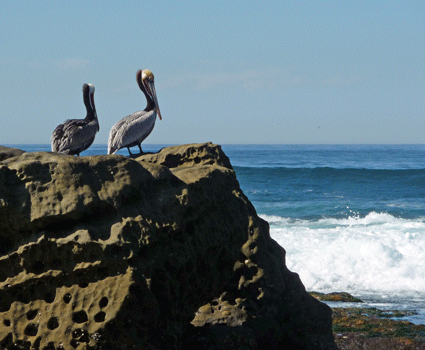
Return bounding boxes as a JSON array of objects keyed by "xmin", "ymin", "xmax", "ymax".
[
  {"xmin": 108, "ymin": 117, "xmax": 130, "ymax": 154},
  {"xmin": 52, "ymin": 119, "xmax": 98, "ymax": 154},
  {"xmin": 51, "ymin": 122, "xmax": 66, "ymax": 152},
  {"xmin": 108, "ymin": 110, "xmax": 155, "ymax": 154}
]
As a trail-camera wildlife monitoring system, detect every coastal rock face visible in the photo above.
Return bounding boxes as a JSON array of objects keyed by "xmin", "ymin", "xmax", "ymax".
[{"xmin": 0, "ymin": 143, "xmax": 336, "ymax": 350}]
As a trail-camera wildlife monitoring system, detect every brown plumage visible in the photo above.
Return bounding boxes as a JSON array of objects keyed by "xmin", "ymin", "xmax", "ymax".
[{"xmin": 51, "ymin": 84, "xmax": 99, "ymax": 156}]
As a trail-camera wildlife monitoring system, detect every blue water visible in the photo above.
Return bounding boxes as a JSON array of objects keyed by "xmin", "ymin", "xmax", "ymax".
[
  {"xmin": 227, "ymin": 144, "xmax": 425, "ymax": 220},
  {"xmin": 5, "ymin": 144, "xmax": 425, "ymax": 323}
]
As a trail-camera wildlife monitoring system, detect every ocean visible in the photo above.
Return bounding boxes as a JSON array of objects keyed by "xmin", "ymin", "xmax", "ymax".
[{"xmin": 5, "ymin": 144, "xmax": 425, "ymax": 324}]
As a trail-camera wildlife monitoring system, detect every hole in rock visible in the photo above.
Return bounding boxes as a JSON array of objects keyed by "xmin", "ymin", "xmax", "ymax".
[
  {"xmin": 0, "ymin": 333, "xmax": 12, "ymax": 348},
  {"xmin": 27, "ymin": 309, "xmax": 38, "ymax": 320},
  {"xmin": 72, "ymin": 328, "xmax": 83, "ymax": 338},
  {"xmin": 72, "ymin": 310, "xmax": 88, "ymax": 323},
  {"xmin": 94, "ymin": 311, "xmax": 106, "ymax": 323},
  {"xmin": 47, "ymin": 317, "xmax": 59, "ymax": 330},
  {"xmin": 44, "ymin": 291, "xmax": 56, "ymax": 303},
  {"xmin": 10, "ymin": 341, "xmax": 31, "ymax": 350},
  {"xmin": 3, "ymin": 319, "xmax": 11, "ymax": 327},
  {"xmin": 24, "ymin": 323, "xmax": 38, "ymax": 336},
  {"xmin": 70, "ymin": 339, "xmax": 79, "ymax": 349},
  {"xmin": 33, "ymin": 337, "xmax": 41, "ymax": 349},
  {"xmin": 99, "ymin": 297, "xmax": 108, "ymax": 308},
  {"xmin": 0, "ymin": 301, "xmax": 11, "ymax": 312},
  {"xmin": 63, "ymin": 293, "xmax": 72, "ymax": 303},
  {"xmin": 80, "ymin": 329, "xmax": 90, "ymax": 343},
  {"xmin": 43, "ymin": 342, "xmax": 56, "ymax": 350}
]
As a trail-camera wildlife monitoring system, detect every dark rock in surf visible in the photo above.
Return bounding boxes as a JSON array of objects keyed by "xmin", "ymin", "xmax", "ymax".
[{"xmin": 310, "ymin": 291, "xmax": 364, "ymax": 303}]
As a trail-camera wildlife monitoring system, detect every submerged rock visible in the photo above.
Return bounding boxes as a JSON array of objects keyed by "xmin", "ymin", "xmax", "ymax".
[{"xmin": 0, "ymin": 143, "xmax": 336, "ymax": 349}]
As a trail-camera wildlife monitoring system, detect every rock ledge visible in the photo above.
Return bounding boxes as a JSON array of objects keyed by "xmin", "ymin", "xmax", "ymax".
[{"xmin": 0, "ymin": 143, "xmax": 336, "ymax": 349}]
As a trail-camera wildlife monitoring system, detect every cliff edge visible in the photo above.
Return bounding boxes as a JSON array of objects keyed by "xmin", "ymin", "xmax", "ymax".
[{"xmin": 0, "ymin": 143, "xmax": 336, "ymax": 349}]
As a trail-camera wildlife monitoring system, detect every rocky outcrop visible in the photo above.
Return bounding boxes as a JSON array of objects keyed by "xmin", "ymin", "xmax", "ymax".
[
  {"xmin": 0, "ymin": 143, "xmax": 336, "ymax": 350},
  {"xmin": 0, "ymin": 146, "xmax": 25, "ymax": 161}
]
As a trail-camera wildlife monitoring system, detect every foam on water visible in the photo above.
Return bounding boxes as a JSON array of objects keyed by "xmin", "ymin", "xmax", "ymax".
[{"xmin": 264, "ymin": 212, "xmax": 425, "ymax": 298}]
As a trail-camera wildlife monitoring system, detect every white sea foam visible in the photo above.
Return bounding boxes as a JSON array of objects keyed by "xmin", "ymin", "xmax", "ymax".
[{"xmin": 263, "ymin": 212, "xmax": 425, "ymax": 299}]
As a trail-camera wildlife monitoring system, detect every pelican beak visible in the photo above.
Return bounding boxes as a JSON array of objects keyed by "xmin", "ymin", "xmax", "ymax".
[{"xmin": 149, "ymin": 80, "xmax": 162, "ymax": 120}]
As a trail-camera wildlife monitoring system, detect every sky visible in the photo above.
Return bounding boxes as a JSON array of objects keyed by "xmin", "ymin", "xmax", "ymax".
[{"xmin": 1, "ymin": 1, "xmax": 424, "ymax": 145}]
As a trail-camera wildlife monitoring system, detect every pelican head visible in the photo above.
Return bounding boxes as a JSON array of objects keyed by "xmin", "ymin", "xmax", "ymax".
[{"xmin": 140, "ymin": 69, "xmax": 162, "ymax": 120}]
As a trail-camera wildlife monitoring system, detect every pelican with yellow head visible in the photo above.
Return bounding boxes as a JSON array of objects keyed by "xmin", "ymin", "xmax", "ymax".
[{"xmin": 108, "ymin": 69, "xmax": 162, "ymax": 156}]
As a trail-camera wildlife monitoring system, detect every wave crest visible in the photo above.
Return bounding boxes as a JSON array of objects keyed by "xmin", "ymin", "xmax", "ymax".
[{"xmin": 263, "ymin": 212, "xmax": 425, "ymax": 296}]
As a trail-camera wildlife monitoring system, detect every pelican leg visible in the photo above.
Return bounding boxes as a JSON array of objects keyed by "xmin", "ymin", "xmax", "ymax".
[
  {"xmin": 138, "ymin": 144, "xmax": 143, "ymax": 154},
  {"xmin": 127, "ymin": 147, "xmax": 134, "ymax": 156}
]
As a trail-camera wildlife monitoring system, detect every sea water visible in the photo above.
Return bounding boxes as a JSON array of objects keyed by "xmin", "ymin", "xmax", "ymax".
[
  {"xmin": 6, "ymin": 144, "xmax": 425, "ymax": 324},
  {"xmin": 223, "ymin": 144, "xmax": 425, "ymax": 325}
]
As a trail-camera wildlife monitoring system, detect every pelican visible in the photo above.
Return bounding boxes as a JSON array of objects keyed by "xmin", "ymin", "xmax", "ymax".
[
  {"xmin": 51, "ymin": 83, "xmax": 99, "ymax": 156},
  {"xmin": 108, "ymin": 69, "xmax": 162, "ymax": 156}
]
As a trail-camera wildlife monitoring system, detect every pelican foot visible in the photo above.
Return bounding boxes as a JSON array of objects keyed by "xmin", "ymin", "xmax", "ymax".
[{"xmin": 128, "ymin": 152, "xmax": 144, "ymax": 159}]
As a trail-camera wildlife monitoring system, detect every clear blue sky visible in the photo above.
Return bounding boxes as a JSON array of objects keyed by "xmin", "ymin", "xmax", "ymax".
[{"xmin": 1, "ymin": 1, "xmax": 424, "ymax": 145}]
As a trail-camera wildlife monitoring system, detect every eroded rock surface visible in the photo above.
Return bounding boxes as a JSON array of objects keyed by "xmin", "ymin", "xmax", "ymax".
[{"xmin": 0, "ymin": 143, "xmax": 336, "ymax": 349}]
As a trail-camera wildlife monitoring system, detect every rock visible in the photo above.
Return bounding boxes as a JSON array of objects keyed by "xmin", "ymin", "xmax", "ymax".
[
  {"xmin": 310, "ymin": 292, "xmax": 364, "ymax": 303},
  {"xmin": 332, "ymin": 306, "xmax": 425, "ymax": 349},
  {"xmin": 140, "ymin": 142, "xmax": 233, "ymax": 169},
  {"xmin": 0, "ymin": 143, "xmax": 337, "ymax": 350},
  {"xmin": 0, "ymin": 146, "xmax": 25, "ymax": 161}
]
